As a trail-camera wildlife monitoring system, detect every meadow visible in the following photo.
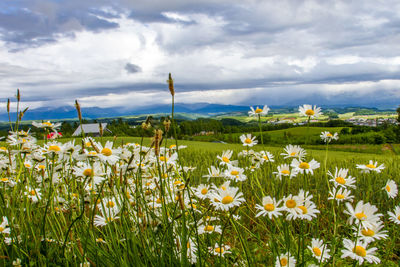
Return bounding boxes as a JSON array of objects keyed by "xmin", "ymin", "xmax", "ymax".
[{"xmin": 0, "ymin": 90, "xmax": 399, "ymax": 266}]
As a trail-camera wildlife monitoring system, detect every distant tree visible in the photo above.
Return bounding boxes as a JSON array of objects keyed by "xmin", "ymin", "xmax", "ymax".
[{"xmin": 397, "ymin": 105, "xmax": 400, "ymax": 123}]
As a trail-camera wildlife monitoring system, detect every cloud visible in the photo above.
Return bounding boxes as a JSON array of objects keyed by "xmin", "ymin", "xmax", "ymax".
[{"xmin": 124, "ymin": 63, "xmax": 142, "ymax": 73}]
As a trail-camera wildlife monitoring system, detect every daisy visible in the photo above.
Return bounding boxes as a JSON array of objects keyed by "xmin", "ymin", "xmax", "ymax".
[
  {"xmin": 356, "ymin": 160, "xmax": 385, "ymax": 173},
  {"xmin": 210, "ymin": 186, "xmax": 245, "ymax": 211},
  {"xmin": 209, "ymin": 243, "xmax": 231, "ymax": 257},
  {"xmin": 240, "ymin": 133, "xmax": 258, "ymax": 147},
  {"xmin": 275, "ymin": 252, "xmax": 296, "ymax": 267},
  {"xmin": 32, "ymin": 121, "xmax": 61, "ymax": 130},
  {"xmin": 97, "ymin": 141, "xmax": 121, "ymax": 165},
  {"xmin": 258, "ymin": 151, "xmax": 275, "ymax": 163},
  {"xmin": 44, "ymin": 141, "xmax": 65, "ymax": 155},
  {"xmin": 383, "ymin": 179, "xmax": 398, "ymax": 198},
  {"xmin": 388, "ymin": 205, "xmax": 400, "ymax": 224},
  {"xmin": 273, "ymin": 164, "xmax": 298, "ymax": 180},
  {"xmin": 291, "ymin": 158, "xmax": 320, "ymax": 175},
  {"xmin": 286, "ymin": 199, "xmax": 319, "ymax": 221},
  {"xmin": 193, "ymin": 184, "xmax": 210, "ymax": 200},
  {"xmin": 320, "ymin": 131, "xmax": 339, "ymax": 143},
  {"xmin": 307, "ymin": 238, "xmax": 331, "ymax": 263},
  {"xmin": 282, "ymin": 194, "xmax": 302, "ymax": 215},
  {"xmin": 217, "ymin": 150, "xmax": 238, "ymax": 166},
  {"xmin": 341, "ymin": 238, "xmax": 380, "ymax": 265},
  {"xmin": 25, "ymin": 187, "xmax": 41, "ymax": 202},
  {"xmin": 224, "ymin": 165, "xmax": 247, "ymax": 182},
  {"xmin": 98, "ymin": 197, "xmax": 120, "ymax": 218},
  {"xmin": 281, "ymin": 144, "xmax": 306, "ymax": 160},
  {"xmin": 344, "ymin": 201, "xmax": 382, "ymax": 229},
  {"xmin": 93, "ymin": 214, "xmax": 120, "ymax": 227},
  {"xmin": 248, "ymin": 105, "xmax": 270, "ymax": 117},
  {"xmin": 354, "ymin": 221, "xmax": 388, "ymax": 242},
  {"xmin": 299, "ymin": 104, "xmax": 322, "ymax": 118},
  {"xmin": 198, "ymin": 224, "xmax": 222, "ymax": 235},
  {"xmin": 0, "ymin": 216, "xmax": 10, "ymax": 234},
  {"xmin": 328, "ymin": 187, "xmax": 354, "ymax": 203},
  {"xmin": 73, "ymin": 162, "xmax": 106, "ymax": 185},
  {"xmin": 202, "ymin": 165, "xmax": 224, "ymax": 180},
  {"xmin": 328, "ymin": 168, "xmax": 356, "ymax": 189},
  {"xmin": 255, "ymin": 196, "xmax": 283, "ymax": 219}
]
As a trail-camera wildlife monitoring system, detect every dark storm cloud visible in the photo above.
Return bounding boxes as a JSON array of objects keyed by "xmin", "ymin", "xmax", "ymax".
[{"xmin": 124, "ymin": 63, "xmax": 142, "ymax": 74}]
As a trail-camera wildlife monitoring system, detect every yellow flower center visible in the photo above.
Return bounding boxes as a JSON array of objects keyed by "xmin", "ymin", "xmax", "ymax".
[
  {"xmin": 335, "ymin": 177, "xmax": 346, "ymax": 184},
  {"xmin": 49, "ymin": 145, "xmax": 60, "ymax": 152},
  {"xmin": 298, "ymin": 205, "xmax": 308, "ymax": 214},
  {"xmin": 0, "ymin": 227, "xmax": 4, "ymax": 232},
  {"xmin": 88, "ymin": 151, "xmax": 97, "ymax": 156},
  {"xmin": 327, "ymin": 133, "xmax": 333, "ymax": 137},
  {"xmin": 290, "ymin": 152, "xmax": 296, "ymax": 156},
  {"xmin": 244, "ymin": 138, "xmax": 252, "ymax": 144},
  {"xmin": 204, "ymin": 225, "xmax": 214, "ymax": 232},
  {"xmin": 174, "ymin": 180, "xmax": 182, "ymax": 185},
  {"xmin": 355, "ymin": 212, "xmax": 367, "ymax": 220},
  {"xmin": 366, "ymin": 164, "xmax": 376, "ymax": 169},
  {"xmin": 305, "ymin": 109, "xmax": 315, "ymax": 116},
  {"xmin": 106, "ymin": 201, "xmax": 115, "ymax": 208},
  {"xmin": 386, "ymin": 185, "xmax": 391, "ymax": 192},
  {"xmin": 336, "ymin": 194, "xmax": 345, "ymax": 199},
  {"xmin": 169, "ymin": 144, "xmax": 176, "ymax": 149},
  {"xmin": 231, "ymin": 170, "xmax": 239, "ymax": 176},
  {"xmin": 221, "ymin": 186, "xmax": 227, "ymax": 190},
  {"xmin": 280, "ymin": 258, "xmax": 288, "ymax": 266},
  {"xmin": 214, "ymin": 247, "xmax": 224, "ymax": 253},
  {"xmin": 264, "ymin": 203, "xmax": 275, "ymax": 211},
  {"xmin": 0, "ymin": 178, "xmax": 8, "ymax": 182},
  {"xmin": 0, "ymin": 147, "xmax": 7, "ymax": 151},
  {"xmin": 43, "ymin": 122, "xmax": 53, "ymax": 126},
  {"xmin": 101, "ymin": 148, "xmax": 112, "ymax": 156},
  {"xmin": 222, "ymin": 156, "xmax": 230, "ymax": 163},
  {"xmin": 281, "ymin": 170, "xmax": 290, "ymax": 175},
  {"xmin": 353, "ymin": 246, "xmax": 367, "ymax": 257},
  {"xmin": 105, "ymin": 217, "xmax": 114, "ymax": 223},
  {"xmin": 30, "ymin": 190, "xmax": 36, "ymax": 196},
  {"xmin": 222, "ymin": 195, "xmax": 234, "ymax": 204},
  {"xmin": 263, "ymin": 156, "xmax": 269, "ymax": 160},
  {"xmin": 255, "ymin": 108, "xmax": 263, "ymax": 113},
  {"xmin": 299, "ymin": 162, "xmax": 310, "ymax": 169},
  {"xmin": 38, "ymin": 165, "xmax": 45, "ymax": 170},
  {"xmin": 25, "ymin": 163, "xmax": 31, "ymax": 168},
  {"xmin": 286, "ymin": 199, "xmax": 296, "ymax": 208},
  {"xmin": 85, "ymin": 142, "xmax": 92, "ymax": 147},
  {"xmin": 83, "ymin": 169, "xmax": 93, "ymax": 176},
  {"xmin": 201, "ymin": 188, "xmax": 208, "ymax": 195},
  {"xmin": 159, "ymin": 156, "xmax": 167, "ymax": 162},
  {"xmin": 313, "ymin": 247, "xmax": 322, "ymax": 256},
  {"xmin": 361, "ymin": 228, "xmax": 375, "ymax": 237},
  {"xmin": 397, "ymin": 215, "xmax": 400, "ymax": 221},
  {"xmin": 156, "ymin": 198, "xmax": 162, "ymax": 204}
]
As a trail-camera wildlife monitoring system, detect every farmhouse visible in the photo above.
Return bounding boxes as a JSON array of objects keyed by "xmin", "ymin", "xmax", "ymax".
[{"xmin": 72, "ymin": 123, "xmax": 111, "ymax": 137}]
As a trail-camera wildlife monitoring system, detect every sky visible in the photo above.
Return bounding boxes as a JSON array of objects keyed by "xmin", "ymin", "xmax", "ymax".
[{"xmin": 1, "ymin": 0, "xmax": 400, "ymax": 112}]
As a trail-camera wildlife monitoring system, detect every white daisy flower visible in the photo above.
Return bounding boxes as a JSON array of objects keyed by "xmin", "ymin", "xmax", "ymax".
[
  {"xmin": 73, "ymin": 162, "xmax": 106, "ymax": 185},
  {"xmin": 320, "ymin": 131, "xmax": 339, "ymax": 143},
  {"xmin": 354, "ymin": 221, "xmax": 388, "ymax": 242},
  {"xmin": 307, "ymin": 238, "xmax": 331, "ymax": 263},
  {"xmin": 25, "ymin": 187, "xmax": 41, "ymax": 202},
  {"xmin": 281, "ymin": 144, "xmax": 307, "ymax": 160},
  {"xmin": 0, "ymin": 216, "xmax": 10, "ymax": 234},
  {"xmin": 97, "ymin": 141, "xmax": 121, "ymax": 165},
  {"xmin": 275, "ymin": 252, "xmax": 296, "ymax": 267},
  {"xmin": 217, "ymin": 150, "xmax": 238, "ymax": 166},
  {"xmin": 255, "ymin": 196, "xmax": 283, "ymax": 219},
  {"xmin": 210, "ymin": 186, "xmax": 245, "ymax": 211},
  {"xmin": 198, "ymin": 224, "xmax": 222, "ymax": 235},
  {"xmin": 32, "ymin": 121, "xmax": 61, "ymax": 130},
  {"xmin": 388, "ymin": 205, "xmax": 400, "ymax": 224},
  {"xmin": 344, "ymin": 201, "xmax": 382, "ymax": 230},
  {"xmin": 286, "ymin": 199, "xmax": 319, "ymax": 221},
  {"xmin": 224, "ymin": 165, "xmax": 247, "ymax": 182},
  {"xmin": 356, "ymin": 160, "xmax": 385, "ymax": 173},
  {"xmin": 258, "ymin": 151, "xmax": 275, "ymax": 163},
  {"xmin": 202, "ymin": 165, "xmax": 224, "ymax": 180},
  {"xmin": 299, "ymin": 104, "xmax": 322, "ymax": 118},
  {"xmin": 341, "ymin": 238, "xmax": 380, "ymax": 265},
  {"xmin": 273, "ymin": 164, "xmax": 298, "ymax": 180},
  {"xmin": 193, "ymin": 184, "xmax": 210, "ymax": 200},
  {"xmin": 248, "ymin": 105, "xmax": 270, "ymax": 117},
  {"xmin": 240, "ymin": 133, "xmax": 258, "ymax": 147},
  {"xmin": 383, "ymin": 179, "xmax": 398, "ymax": 198},
  {"xmin": 328, "ymin": 168, "xmax": 356, "ymax": 189},
  {"xmin": 291, "ymin": 158, "xmax": 320, "ymax": 175},
  {"xmin": 209, "ymin": 243, "xmax": 231, "ymax": 257},
  {"xmin": 328, "ymin": 187, "xmax": 354, "ymax": 203}
]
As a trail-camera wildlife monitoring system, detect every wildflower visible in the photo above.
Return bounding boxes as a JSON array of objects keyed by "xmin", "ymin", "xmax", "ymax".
[
  {"xmin": 32, "ymin": 121, "xmax": 61, "ymax": 130},
  {"xmin": 25, "ymin": 187, "xmax": 41, "ymax": 202},
  {"xmin": 281, "ymin": 144, "xmax": 306, "ymax": 160},
  {"xmin": 328, "ymin": 187, "xmax": 354, "ymax": 203},
  {"xmin": 0, "ymin": 216, "xmax": 10, "ymax": 234},
  {"xmin": 240, "ymin": 133, "xmax": 258, "ymax": 147},
  {"xmin": 291, "ymin": 158, "xmax": 320, "ymax": 175},
  {"xmin": 383, "ymin": 179, "xmax": 398, "ymax": 198},
  {"xmin": 202, "ymin": 165, "xmax": 224, "ymax": 180},
  {"xmin": 273, "ymin": 164, "xmax": 298, "ymax": 180},
  {"xmin": 255, "ymin": 196, "xmax": 283, "ymax": 219},
  {"xmin": 97, "ymin": 141, "xmax": 121, "ymax": 165},
  {"xmin": 354, "ymin": 221, "xmax": 388, "ymax": 242},
  {"xmin": 217, "ymin": 150, "xmax": 238, "ymax": 166},
  {"xmin": 307, "ymin": 238, "xmax": 331, "ymax": 263},
  {"xmin": 94, "ymin": 214, "xmax": 120, "ymax": 227},
  {"xmin": 356, "ymin": 160, "xmax": 385, "ymax": 173},
  {"xmin": 299, "ymin": 104, "xmax": 322, "ymax": 118},
  {"xmin": 209, "ymin": 243, "xmax": 231, "ymax": 256},
  {"xmin": 248, "ymin": 105, "xmax": 270, "ymax": 117},
  {"xmin": 388, "ymin": 205, "xmax": 400, "ymax": 224},
  {"xmin": 193, "ymin": 184, "xmax": 210, "ymax": 200},
  {"xmin": 341, "ymin": 238, "xmax": 380, "ymax": 265},
  {"xmin": 198, "ymin": 224, "xmax": 222, "ymax": 235},
  {"xmin": 282, "ymin": 194, "xmax": 302, "ymax": 215},
  {"xmin": 258, "ymin": 150, "xmax": 275, "ymax": 163},
  {"xmin": 210, "ymin": 185, "xmax": 245, "ymax": 211},
  {"xmin": 344, "ymin": 201, "xmax": 382, "ymax": 229},
  {"xmin": 275, "ymin": 252, "xmax": 296, "ymax": 267},
  {"xmin": 320, "ymin": 131, "xmax": 339, "ymax": 143},
  {"xmin": 73, "ymin": 162, "xmax": 106, "ymax": 185},
  {"xmin": 224, "ymin": 165, "xmax": 247, "ymax": 182},
  {"xmin": 328, "ymin": 168, "xmax": 356, "ymax": 189},
  {"xmin": 286, "ymin": 199, "xmax": 319, "ymax": 221}
]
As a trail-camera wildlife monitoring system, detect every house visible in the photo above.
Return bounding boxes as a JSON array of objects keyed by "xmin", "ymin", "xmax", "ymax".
[{"xmin": 72, "ymin": 123, "xmax": 111, "ymax": 137}]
